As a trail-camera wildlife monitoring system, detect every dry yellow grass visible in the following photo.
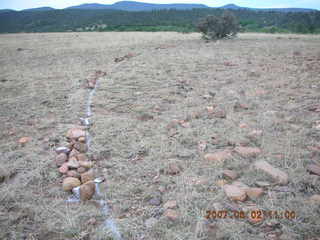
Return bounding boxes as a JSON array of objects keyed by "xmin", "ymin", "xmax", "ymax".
[{"xmin": 0, "ymin": 32, "xmax": 320, "ymax": 239}]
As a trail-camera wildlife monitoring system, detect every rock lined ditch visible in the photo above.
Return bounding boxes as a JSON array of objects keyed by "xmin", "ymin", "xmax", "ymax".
[{"xmin": 54, "ymin": 70, "xmax": 122, "ymax": 240}]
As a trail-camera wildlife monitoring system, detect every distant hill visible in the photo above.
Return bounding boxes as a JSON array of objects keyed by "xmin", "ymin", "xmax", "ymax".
[
  {"xmin": 67, "ymin": 1, "xmax": 208, "ymax": 11},
  {"xmin": 219, "ymin": 3, "xmax": 315, "ymax": 12},
  {"xmin": 0, "ymin": 9, "xmax": 16, "ymax": 13},
  {"xmin": 22, "ymin": 7, "xmax": 55, "ymax": 12}
]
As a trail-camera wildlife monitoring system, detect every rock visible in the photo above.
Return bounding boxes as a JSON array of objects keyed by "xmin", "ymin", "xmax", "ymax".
[
  {"xmin": 223, "ymin": 184, "xmax": 247, "ymax": 202},
  {"xmin": 232, "ymin": 181, "xmax": 249, "ymax": 190},
  {"xmin": 234, "ymin": 147, "xmax": 261, "ymax": 158},
  {"xmin": 149, "ymin": 197, "xmax": 162, "ymax": 206},
  {"xmin": 165, "ymin": 162, "xmax": 182, "ymax": 175},
  {"xmin": 213, "ymin": 109, "xmax": 226, "ymax": 118},
  {"xmin": 69, "ymin": 148, "xmax": 80, "ymax": 158},
  {"xmin": 76, "ymin": 153, "xmax": 88, "ymax": 162},
  {"xmin": 245, "ymin": 188, "xmax": 264, "ymax": 200},
  {"xmin": 194, "ymin": 177, "xmax": 209, "ymax": 186},
  {"xmin": 59, "ymin": 163, "xmax": 69, "ymax": 174},
  {"xmin": 204, "ymin": 150, "xmax": 232, "ymax": 162},
  {"xmin": 78, "ymin": 136, "xmax": 86, "ymax": 143},
  {"xmin": 309, "ymin": 194, "xmax": 320, "ymax": 204},
  {"xmin": 67, "ymin": 157, "xmax": 80, "ymax": 169},
  {"xmin": 306, "ymin": 164, "xmax": 320, "ymax": 176},
  {"xmin": 254, "ymin": 160, "xmax": 289, "ymax": 185},
  {"xmin": 77, "ymin": 167, "xmax": 86, "ymax": 174},
  {"xmin": 198, "ymin": 141, "xmax": 207, "ymax": 152},
  {"xmin": 145, "ymin": 218, "xmax": 158, "ymax": 228},
  {"xmin": 79, "ymin": 161, "xmax": 94, "ymax": 169},
  {"xmin": 158, "ymin": 186, "xmax": 166, "ymax": 193},
  {"xmin": 206, "ymin": 106, "xmax": 214, "ymax": 113},
  {"xmin": 55, "ymin": 147, "xmax": 71, "ymax": 154},
  {"xmin": 67, "ymin": 170, "xmax": 81, "ymax": 179},
  {"xmin": 79, "ymin": 181, "xmax": 95, "ymax": 200},
  {"xmin": 164, "ymin": 200, "xmax": 177, "ymax": 209},
  {"xmin": 86, "ymin": 218, "xmax": 97, "ymax": 225},
  {"xmin": 81, "ymin": 169, "xmax": 95, "ymax": 184},
  {"xmin": 18, "ymin": 137, "xmax": 31, "ymax": 145},
  {"xmin": 216, "ymin": 179, "xmax": 228, "ymax": 187},
  {"xmin": 248, "ymin": 130, "xmax": 263, "ymax": 139},
  {"xmin": 74, "ymin": 142, "xmax": 88, "ymax": 153},
  {"xmin": 62, "ymin": 177, "xmax": 81, "ymax": 191},
  {"xmin": 239, "ymin": 123, "xmax": 248, "ymax": 128},
  {"xmin": 55, "ymin": 153, "xmax": 67, "ymax": 167},
  {"xmin": 255, "ymin": 181, "xmax": 272, "ymax": 187},
  {"xmin": 66, "ymin": 128, "xmax": 86, "ymax": 140},
  {"xmin": 222, "ymin": 170, "xmax": 238, "ymax": 180},
  {"xmin": 164, "ymin": 209, "xmax": 179, "ymax": 221}
]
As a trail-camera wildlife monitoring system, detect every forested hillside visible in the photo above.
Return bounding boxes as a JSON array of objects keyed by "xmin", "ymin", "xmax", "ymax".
[{"xmin": 0, "ymin": 8, "xmax": 319, "ymax": 33}]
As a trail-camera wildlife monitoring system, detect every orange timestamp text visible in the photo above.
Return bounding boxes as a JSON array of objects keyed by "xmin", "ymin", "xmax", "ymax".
[{"xmin": 205, "ymin": 210, "xmax": 296, "ymax": 220}]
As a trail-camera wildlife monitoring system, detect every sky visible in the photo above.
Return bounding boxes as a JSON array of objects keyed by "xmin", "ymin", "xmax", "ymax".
[{"xmin": 1, "ymin": 0, "xmax": 319, "ymax": 11}]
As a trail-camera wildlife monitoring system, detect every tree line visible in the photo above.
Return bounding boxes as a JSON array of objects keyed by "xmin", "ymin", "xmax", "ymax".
[{"xmin": 0, "ymin": 8, "xmax": 319, "ymax": 33}]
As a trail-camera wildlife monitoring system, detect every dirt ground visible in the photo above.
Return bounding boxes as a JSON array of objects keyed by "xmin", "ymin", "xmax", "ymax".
[{"xmin": 0, "ymin": 32, "xmax": 320, "ymax": 240}]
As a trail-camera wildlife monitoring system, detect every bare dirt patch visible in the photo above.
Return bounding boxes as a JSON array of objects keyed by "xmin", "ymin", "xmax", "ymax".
[{"xmin": 0, "ymin": 32, "xmax": 320, "ymax": 239}]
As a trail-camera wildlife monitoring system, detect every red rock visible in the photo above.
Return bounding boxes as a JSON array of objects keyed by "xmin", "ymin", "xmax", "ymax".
[
  {"xmin": 81, "ymin": 169, "xmax": 95, "ymax": 184},
  {"xmin": 67, "ymin": 157, "xmax": 80, "ymax": 169},
  {"xmin": 239, "ymin": 123, "xmax": 248, "ymax": 128},
  {"xmin": 79, "ymin": 161, "xmax": 94, "ymax": 169},
  {"xmin": 222, "ymin": 170, "xmax": 238, "ymax": 180},
  {"xmin": 234, "ymin": 147, "xmax": 261, "ymax": 158},
  {"xmin": 204, "ymin": 150, "xmax": 232, "ymax": 162},
  {"xmin": 67, "ymin": 170, "xmax": 81, "ymax": 179},
  {"xmin": 254, "ymin": 160, "xmax": 288, "ymax": 185},
  {"xmin": 245, "ymin": 188, "xmax": 264, "ymax": 199},
  {"xmin": 164, "ymin": 200, "xmax": 177, "ymax": 209},
  {"xmin": 306, "ymin": 164, "xmax": 320, "ymax": 176},
  {"xmin": 74, "ymin": 142, "xmax": 88, "ymax": 153},
  {"xmin": 55, "ymin": 153, "xmax": 67, "ymax": 167},
  {"xmin": 76, "ymin": 153, "xmax": 88, "ymax": 162},
  {"xmin": 80, "ymin": 181, "xmax": 95, "ymax": 200},
  {"xmin": 223, "ymin": 184, "xmax": 247, "ymax": 202},
  {"xmin": 198, "ymin": 141, "xmax": 207, "ymax": 152},
  {"xmin": 18, "ymin": 137, "xmax": 31, "ymax": 145},
  {"xmin": 66, "ymin": 128, "xmax": 86, "ymax": 140},
  {"xmin": 59, "ymin": 163, "xmax": 69, "ymax": 174},
  {"xmin": 62, "ymin": 177, "xmax": 81, "ymax": 191},
  {"xmin": 164, "ymin": 209, "xmax": 179, "ymax": 221}
]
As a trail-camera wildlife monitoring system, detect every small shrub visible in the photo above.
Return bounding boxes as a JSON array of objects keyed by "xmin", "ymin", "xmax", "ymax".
[{"xmin": 197, "ymin": 11, "xmax": 240, "ymax": 41}]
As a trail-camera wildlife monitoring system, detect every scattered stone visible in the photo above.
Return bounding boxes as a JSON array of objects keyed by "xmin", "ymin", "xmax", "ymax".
[
  {"xmin": 77, "ymin": 167, "xmax": 87, "ymax": 174},
  {"xmin": 222, "ymin": 170, "xmax": 238, "ymax": 180},
  {"xmin": 194, "ymin": 177, "xmax": 209, "ymax": 186},
  {"xmin": 216, "ymin": 179, "xmax": 228, "ymax": 187},
  {"xmin": 234, "ymin": 102, "xmax": 249, "ymax": 111},
  {"xmin": 234, "ymin": 147, "xmax": 261, "ymax": 158},
  {"xmin": 306, "ymin": 164, "xmax": 320, "ymax": 176},
  {"xmin": 18, "ymin": 137, "xmax": 31, "ymax": 145},
  {"xmin": 81, "ymin": 169, "xmax": 94, "ymax": 184},
  {"xmin": 78, "ymin": 136, "xmax": 86, "ymax": 143},
  {"xmin": 198, "ymin": 141, "xmax": 207, "ymax": 152},
  {"xmin": 67, "ymin": 157, "xmax": 80, "ymax": 169},
  {"xmin": 164, "ymin": 209, "xmax": 179, "ymax": 221},
  {"xmin": 232, "ymin": 181, "xmax": 250, "ymax": 190},
  {"xmin": 180, "ymin": 121, "xmax": 191, "ymax": 128},
  {"xmin": 213, "ymin": 109, "xmax": 226, "ymax": 118},
  {"xmin": 254, "ymin": 160, "xmax": 289, "ymax": 185},
  {"xmin": 164, "ymin": 200, "xmax": 177, "ymax": 209},
  {"xmin": 255, "ymin": 181, "xmax": 272, "ymax": 187},
  {"xmin": 62, "ymin": 177, "xmax": 81, "ymax": 191},
  {"xmin": 223, "ymin": 184, "xmax": 247, "ymax": 202},
  {"xmin": 206, "ymin": 106, "xmax": 214, "ymax": 113},
  {"xmin": 69, "ymin": 148, "xmax": 80, "ymax": 158},
  {"xmin": 80, "ymin": 181, "xmax": 95, "ymax": 200},
  {"xmin": 204, "ymin": 150, "xmax": 232, "ymax": 162},
  {"xmin": 79, "ymin": 161, "xmax": 94, "ymax": 169},
  {"xmin": 74, "ymin": 142, "xmax": 88, "ymax": 153},
  {"xmin": 248, "ymin": 130, "xmax": 263, "ymax": 139},
  {"xmin": 309, "ymin": 194, "xmax": 320, "ymax": 204},
  {"xmin": 158, "ymin": 186, "xmax": 166, "ymax": 193},
  {"xmin": 165, "ymin": 162, "xmax": 182, "ymax": 175},
  {"xmin": 59, "ymin": 163, "xmax": 69, "ymax": 174},
  {"xmin": 76, "ymin": 153, "xmax": 88, "ymax": 162},
  {"xmin": 55, "ymin": 146, "xmax": 71, "ymax": 154},
  {"xmin": 86, "ymin": 218, "xmax": 97, "ymax": 225},
  {"xmin": 66, "ymin": 128, "xmax": 86, "ymax": 140},
  {"xmin": 55, "ymin": 153, "xmax": 67, "ymax": 167},
  {"xmin": 145, "ymin": 218, "xmax": 158, "ymax": 228},
  {"xmin": 239, "ymin": 123, "xmax": 248, "ymax": 128},
  {"xmin": 245, "ymin": 188, "xmax": 264, "ymax": 200},
  {"xmin": 67, "ymin": 170, "xmax": 81, "ymax": 179},
  {"xmin": 137, "ymin": 113, "xmax": 154, "ymax": 121},
  {"xmin": 149, "ymin": 197, "xmax": 162, "ymax": 206}
]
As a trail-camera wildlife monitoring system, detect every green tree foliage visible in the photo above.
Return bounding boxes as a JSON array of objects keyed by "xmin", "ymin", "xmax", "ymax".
[
  {"xmin": 197, "ymin": 11, "xmax": 240, "ymax": 40},
  {"xmin": 0, "ymin": 8, "xmax": 319, "ymax": 34}
]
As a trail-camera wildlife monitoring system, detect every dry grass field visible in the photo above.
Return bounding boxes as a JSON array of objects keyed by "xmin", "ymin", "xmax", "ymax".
[{"xmin": 0, "ymin": 32, "xmax": 320, "ymax": 240}]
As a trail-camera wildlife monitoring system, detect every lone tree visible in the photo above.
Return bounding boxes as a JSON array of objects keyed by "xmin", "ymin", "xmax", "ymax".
[{"xmin": 197, "ymin": 11, "xmax": 240, "ymax": 40}]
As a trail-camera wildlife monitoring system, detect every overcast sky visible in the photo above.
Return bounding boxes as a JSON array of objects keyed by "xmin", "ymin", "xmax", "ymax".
[{"xmin": 1, "ymin": 0, "xmax": 319, "ymax": 10}]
